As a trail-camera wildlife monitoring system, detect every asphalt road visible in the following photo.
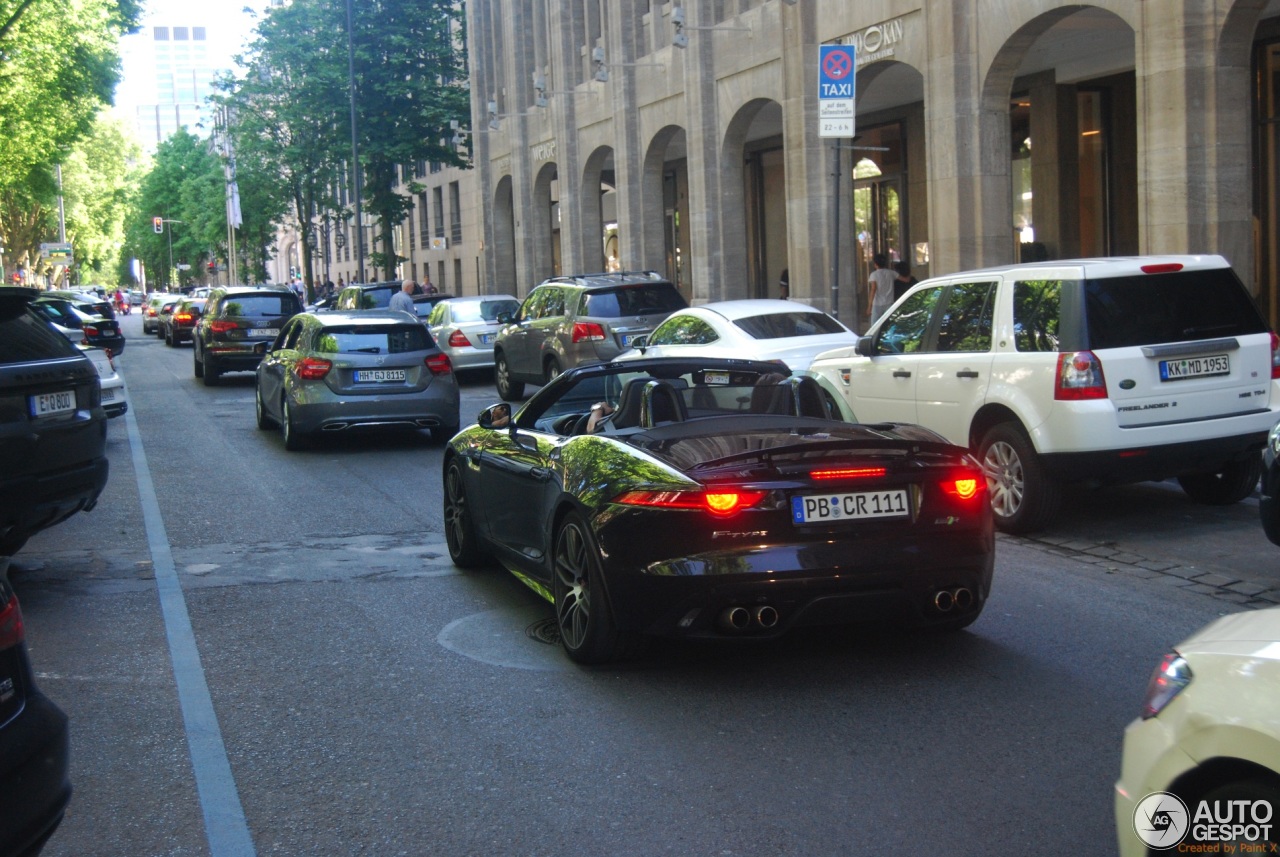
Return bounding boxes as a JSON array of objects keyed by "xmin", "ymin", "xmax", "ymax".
[{"xmin": 8, "ymin": 311, "xmax": 1277, "ymax": 857}]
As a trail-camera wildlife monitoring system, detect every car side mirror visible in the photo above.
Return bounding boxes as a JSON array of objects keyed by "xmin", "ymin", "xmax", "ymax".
[
  {"xmin": 477, "ymin": 403, "xmax": 513, "ymax": 431},
  {"xmin": 631, "ymin": 335, "xmax": 648, "ymax": 352},
  {"xmin": 855, "ymin": 336, "xmax": 876, "ymax": 357},
  {"xmin": 496, "ymin": 311, "xmax": 514, "ymax": 325}
]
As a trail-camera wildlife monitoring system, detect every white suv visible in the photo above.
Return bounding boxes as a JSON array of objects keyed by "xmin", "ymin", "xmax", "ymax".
[{"xmin": 808, "ymin": 255, "xmax": 1280, "ymax": 533}]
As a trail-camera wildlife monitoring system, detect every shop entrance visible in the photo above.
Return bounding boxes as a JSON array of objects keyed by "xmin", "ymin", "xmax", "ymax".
[{"xmin": 850, "ymin": 122, "xmax": 906, "ymax": 320}]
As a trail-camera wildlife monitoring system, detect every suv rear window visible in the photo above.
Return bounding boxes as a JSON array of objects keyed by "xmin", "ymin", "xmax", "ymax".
[
  {"xmin": 581, "ymin": 283, "xmax": 687, "ymax": 318},
  {"xmin": 1084, "ymin": 269, "xmax": 1267, "ymax": 349},
  {"xmin": 314, "ymin": 324, "xmax": 431, "ymax": 354},
  {"xmin": 0, "ymin": 306, "xmax": 80, "ymax": 362},
  {"xmin": 223, "ymin": 294, "xmax": 300, "ymax": 316}
]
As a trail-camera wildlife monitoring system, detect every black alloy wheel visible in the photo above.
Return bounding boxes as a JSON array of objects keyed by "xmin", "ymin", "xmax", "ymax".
[
  {"xmin": 255, "ymin": 385, "xmax": 275, "ymax": 430},
  {"xmin": 552, "ymin": 512, "xmax": 640, "ymax": 664},
  {"xmin": 281, "ymin": 397, "xmax": 308, "ymax": 451},
  {"xmin": 443, "ymin": 459, "xmax": 485, "ymax": 568},
  {"xmin": 202, "ymin": 355, "xmax": 220, "ymax": 386},
  {"xmin": 494, "ymin": 352, "xmax": 524, "ymax": 401}
]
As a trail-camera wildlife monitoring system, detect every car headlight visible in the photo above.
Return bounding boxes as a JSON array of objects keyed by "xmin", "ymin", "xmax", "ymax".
[{"xmin": 1141, "ymin": 652, "xmax": 1193, "ymax": 719}]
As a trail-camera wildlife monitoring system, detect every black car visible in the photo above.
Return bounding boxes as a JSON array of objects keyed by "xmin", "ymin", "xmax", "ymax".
[
  {"xmin": 163, "ymin": 297, "xmax": 205, "ymax": 346},
  {"xmin": 44, "ymin": 290, "xmax": 115, "ymax": 321},
  {"xmin": 193, "ymin": 286, "xmax": 303, "ymax": 385},
  {"xmin": 1263, "ymin": 422, "xmax": 1280, "ymax": 546},
  {"xmin": 0, "ymin": 287, "xmax": 109, "ymax": 556},
  {"xmin": 0, "ymin": 563, "xmax": 71, "ymax": 856},
  {"xmin": 31, "ymin": 297, "xmax": 126, "ymax": 355},
  {"xmin": 333, "ymin": 281, "xmax": 404, "ymax": 311},
  {"xmin": 442, "ymin": 356, "xmax": 994, "ymax": 664}
]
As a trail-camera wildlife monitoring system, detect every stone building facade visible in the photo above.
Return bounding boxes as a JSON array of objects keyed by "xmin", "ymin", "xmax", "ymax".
[{"xmin": 466, "ymin": 0, "xmax": 1280, "ymax": 333}]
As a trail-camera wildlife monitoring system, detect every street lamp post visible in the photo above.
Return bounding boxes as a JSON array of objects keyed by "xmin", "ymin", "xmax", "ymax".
[{"xmin": 162, "ymin": 219, "xmax": 184, "ymax": 288}]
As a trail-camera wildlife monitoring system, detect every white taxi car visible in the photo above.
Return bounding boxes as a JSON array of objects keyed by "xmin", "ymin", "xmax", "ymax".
[{"xmin": 1115, "ymin": 607, "xmax": 1280, "ymax": 855}]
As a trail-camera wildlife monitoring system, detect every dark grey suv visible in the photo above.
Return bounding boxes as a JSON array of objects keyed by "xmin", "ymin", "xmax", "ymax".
[
  {"xmin": 0, "ymin": 287, "xmax": 109, "ymax": 556},
  {"xmin": 193, "ymin": 286, "xmax": 303, "ymax": 385},
  {"xmin": 492, "ymin": 271, "xmax": 687, "ymax": 400}
]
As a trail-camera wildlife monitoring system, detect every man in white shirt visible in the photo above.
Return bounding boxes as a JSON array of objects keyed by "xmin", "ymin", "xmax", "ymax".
[
  {"xmin": 866, "ymin": 253, "xmax": 896, "ymax": 325},
  {"xmin": 389, "ymin": 280, "xmax": 416, "ymax": 315}
]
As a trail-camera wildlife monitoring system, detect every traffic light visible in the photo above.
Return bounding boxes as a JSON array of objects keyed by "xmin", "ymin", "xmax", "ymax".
[
  {"xmin": 207, "ymin": 261, "xmax": 216, "ymax": 274},
  {"xmin": 153, "ymin": 217, "xmax": 163, "ymax": 233}
]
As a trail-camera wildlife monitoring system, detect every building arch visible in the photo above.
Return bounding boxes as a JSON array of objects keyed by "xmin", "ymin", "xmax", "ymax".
[
  {"xmin": 580, "ymin": 146, "xmax": 615, "ymax": 274},
  {"xmin": 721, "ymin": 98, "xmax": 785, "ymax": 302},
  {"xmin": 531, "ymin": 161, "xmax": 559, "ymax": 285},
  {"xmin": 641, "ymin": 125, "xmax": 689, "ymax": 299},
  {"xmin": 492, "ymin": 174, "xmax": 517, "ymax": 293}
]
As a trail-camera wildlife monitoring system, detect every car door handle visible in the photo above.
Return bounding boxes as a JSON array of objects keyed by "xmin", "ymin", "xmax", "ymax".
[
  {"xmin": 956, "ymin": 370, "xmax": 979, "ymax": 378},
  {"xmin": 893, "ymin": 370, "xmax": 912, "ymax": 378},
  {"xmin": 529, "ymin": 467, "xmax": 550, "ymax": 481}
]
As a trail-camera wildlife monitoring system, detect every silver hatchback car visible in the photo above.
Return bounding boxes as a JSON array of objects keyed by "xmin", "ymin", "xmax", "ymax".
[
  {"xmin": 425, "ymin": 294, "xmax": 519, "ymax": 374},
  {"xmin": 254, "ymin": 310, "xmax": 461, "ymax": 450}
]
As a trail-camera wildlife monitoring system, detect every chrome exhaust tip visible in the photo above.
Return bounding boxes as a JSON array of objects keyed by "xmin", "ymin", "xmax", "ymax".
[
  {"xmin": 717, "ymin": 606, "xmax": 751, "ymax": 632},
  {"xmin": 953, "ymin": 587, "xmax": 974, "ymax": 610},
  {"xmin": 933, "ymin": 590, "xmax": 955, "ymax": 613},
  {"xmin": 753, "ymin": 605, "xmax": 779, "ymax": 629}
]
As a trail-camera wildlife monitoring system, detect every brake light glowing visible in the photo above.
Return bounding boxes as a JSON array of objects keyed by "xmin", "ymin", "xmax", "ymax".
[
  {"xmin": 295, "ymin": 356, "xmax": 332, "ymax": 380},
  {"xmin": 942, "ymin": 472, "xmax": 985, "ymax": 500},
  {"xmin": 175, "ymin": 312, "xmax": 192, "ymax": 323},
  {"xmin": 1055, "ymin": 351, "xmax": 1107, "ymax": 400},
  {"xmin": 447, "ymin": 330, "xmax": 470, "ymax": 348},
  {"xmin": 210, "ymin": 320, "xmax": 238, "ymax": 333},
  {"xmin": 425, "ymin": 353, "xmax": 452, "ymax": 375},
  {"xmin": 1140, "ymin": 263, "xmax": 1184, "ymax": 274},
  {"xmin": 572, "ymin": 322, "xmax": 606, "ymax": 343},
  {"xmin": 0, "ymin": 592, "xmax": 23, "ymax": 651},
  {"xmin": 811, "ymin": 466, "xmax": 887, "ymax": 481},
  {"xmin": 613, "ymin": 489, "xmax": 767, "ymax": 516}
]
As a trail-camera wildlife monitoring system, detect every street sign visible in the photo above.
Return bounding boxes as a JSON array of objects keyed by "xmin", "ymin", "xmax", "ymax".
[
  {"xmin": 177, "ymin": 263, "xmax": 192, "ymax": 271},
  {"xmin": 819, "ymin": 45, "xmax": 856, "ymax": 138},
  {"xmin": 40, "ymin": 242, "xmax": 73, "ymax": 264}
]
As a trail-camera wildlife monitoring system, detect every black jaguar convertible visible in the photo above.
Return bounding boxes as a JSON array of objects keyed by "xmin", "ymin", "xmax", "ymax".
[{"xmin": 442, "ymin": 357, "xmax": 994, "ymax": 663}]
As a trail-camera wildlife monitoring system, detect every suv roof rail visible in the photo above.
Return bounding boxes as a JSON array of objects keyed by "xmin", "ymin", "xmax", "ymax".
[{"xmin": 541, "ymin": 270, "xmax": 666, "ymax": 287}]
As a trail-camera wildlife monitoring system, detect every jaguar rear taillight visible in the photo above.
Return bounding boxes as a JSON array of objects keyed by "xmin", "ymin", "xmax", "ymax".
[
  {"xmin": 295, "ymin": 356, "xmax": 332, "ymax": 380},
  {"xmin": 613, "ymin": 489, "xmax": 768, "ymax": 516},
  {"xmin": 572, "ymin": 322, "xmax": 606, "ymax": 343},
  {"xmin": 447, "ymin": 330, "xmax": 470, "ymax": 348},
  {"xmin": 0, "ymin": 587, "xmax": 23, "ymax": 651},
  {"xmin": 210, "ymin": 320, "xmax": 238, "ymax": 333},
  {"xmin": 1054, "ymin": 351, "xmax": 1107, "ymax": 400},
  {"xmin": 425, "ymin": 353, "xmax": 452, "ymax": 375},
  {"xmin": 941, "ymin": 471, "xmax": 985, "ymax": 501}
]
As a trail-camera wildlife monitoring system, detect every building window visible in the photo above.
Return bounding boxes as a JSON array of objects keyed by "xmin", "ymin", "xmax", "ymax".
[
  {"xmin": 154, "ymin": 26, "xmax": 169, "ymax": 40},
  {"xmin": 408, "ymin": 199, "xmax": 416, "ymax": 251},
  {"xmin": 193, "ymin": 27, "xmax": 206, "ymax": 40},
  {"xmin": 418, "ymin": 191, "xmax": 429, "ymax": 243},
  {"xmin": 449, "ymin": 181, "xmax": 462, "ymax": 243},
  {"xmin": 174, "ymin": 26, "xmax": 189, "ymax": 40},
  {"xmin": 433, "ymin": 187, "xmax": 445, "ymax": 238}
]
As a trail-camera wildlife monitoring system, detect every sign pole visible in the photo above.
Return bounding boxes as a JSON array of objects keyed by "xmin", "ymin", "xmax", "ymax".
[{"xmin": 818, "ymin": 43, "xmax": 856, "ymax": 322}]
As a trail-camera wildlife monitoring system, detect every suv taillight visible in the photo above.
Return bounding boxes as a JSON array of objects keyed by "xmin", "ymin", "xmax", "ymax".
[
  {"xmin": 1055, "ymin": 351, "xmax": 1107, "ymax": 400},
  {"xmin": 1271, "ymin": 332, "xmax": 1280, "ymax": 380},
  {"xmin": 295, "ymin": 356, "xmax": 332, "ymax": 380},
  {"xmin": 175, "ymin": 312, "xmax": 192, "ymax": 323},
  {"xmin": 0, "ymin": 588, "xmax": 23, "ymax": 651},
  {"xmin": 447, "ymin": 330, "xmax": 470, "ymax": 348},
  {"xmin": 572, "ymin": 322, "xmax": 606, "ymax": 343},
  {"xmin": 210, "ymin": 320, "xmax": 238, "ymax": 333},
  {"xmin": 425, "ymin": 353, "xmax": 452, "ymax": 376}
]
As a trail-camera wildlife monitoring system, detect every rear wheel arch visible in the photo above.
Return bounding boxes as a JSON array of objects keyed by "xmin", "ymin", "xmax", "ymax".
[
  {"xmin": 969, "ymin": 404, "xmax": 1024, "ymax": 453},
  {"xmin": 1167, "ymin": 757, "xmax": 1280, "ymax": 808}
]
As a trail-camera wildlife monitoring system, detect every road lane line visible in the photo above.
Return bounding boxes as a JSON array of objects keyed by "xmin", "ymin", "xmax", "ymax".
[{"xmin": 124, "ymin": 405, "xmax": 256, "ymax": 857}]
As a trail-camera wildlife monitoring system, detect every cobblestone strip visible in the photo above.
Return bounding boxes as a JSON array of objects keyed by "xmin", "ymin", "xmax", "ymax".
[{"xmin": 1000, "ymin": 533, "xmax": 1280, "ymax": 610}]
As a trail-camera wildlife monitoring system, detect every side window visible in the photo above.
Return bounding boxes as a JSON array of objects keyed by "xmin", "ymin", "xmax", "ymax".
[
  {"xmin": 1013, "ymin": 279, "xmax": 1061, "ymax": 352},
  {"xmin": 934, "ymin": 282, "xmax": 996, "ymax": 353},
  {"xmin": 543, "ymin": 287, "xmax": 566, "ymax": 318},
  {"xmin": 283, "ymin": 321, "xmax": 304, "ymax": 350},
  {"xmin": 518, "ymin": 289, "xmax": 545, "ymax": 322},
  {"xmin": 651, "ymin": 315, "xmax": 717, "ymax": 346},
  {"xmin": 427, "ymin": 303, "xmax": 446, "ymax": 326},
  {"xmin": 874, "ymin": 286, "xmax": 943, "ymax": 355}
]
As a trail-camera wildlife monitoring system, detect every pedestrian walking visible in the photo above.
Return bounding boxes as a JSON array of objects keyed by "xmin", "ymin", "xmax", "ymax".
[
  {"xmin": 893, "ymin": 261, "xmax": 919, "ymax": 301},
  {"xmin": 779, "ymin": 268, "xmax": 790, "ymax": 300},
  {"xmin": 866, "ymin": 253, "xmax": 896, "ymax": 324},
  {"xmin": 389, "ymin": 280, "xmax": 416, "ymax": 315}
]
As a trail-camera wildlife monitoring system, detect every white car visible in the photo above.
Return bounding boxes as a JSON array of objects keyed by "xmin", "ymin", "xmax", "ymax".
[
  {"xmin": 808, "ymin": 255, "xmax": 1280, "ymax": 534},
  {"xmin": 1115, "ymin": 607, "xmax": 1280, "ymax": 856},
  {"xmin": 623, "ymin": 299, "xmax": 858, "ymax": 374},
  {"xmin": 79, "ymin": 345, "xmax": 127, "ymax": 418}
]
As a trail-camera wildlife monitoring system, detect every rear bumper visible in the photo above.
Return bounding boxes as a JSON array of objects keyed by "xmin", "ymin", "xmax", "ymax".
[
  {"xmin": 291, "ymin": 393, "xmax": 460, "ymax": 435},
  {"xmin": 205, "ymin": 342, "xmax": 270, "ymax": 372},
  {"xmin": 1040, "ymin": 431, "xmax": 1268, "ymax": 484},
  {"xmin": 0, "ymin": 456, "xmax": 109, "ymax": 545},
  {"xmin": 0, "ymin": 691, "xmax": 71, "ymax": 857},
  {"xmin": 599, "ymin": 527, "xmax": 994, "ymax": 638}
]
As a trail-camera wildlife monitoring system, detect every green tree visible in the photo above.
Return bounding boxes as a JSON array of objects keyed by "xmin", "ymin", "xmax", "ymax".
[
  {"xmin": 60, "ymin": 114, "xmax": 145, "ymax": 284},
  {"xmin": 343, "ymin": 0, "xmax": 470, "ymax": 280}
]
